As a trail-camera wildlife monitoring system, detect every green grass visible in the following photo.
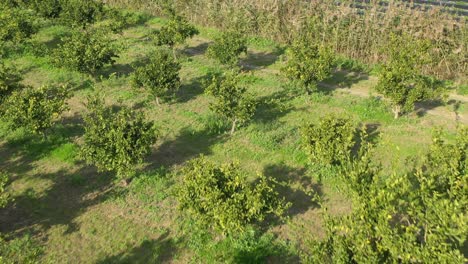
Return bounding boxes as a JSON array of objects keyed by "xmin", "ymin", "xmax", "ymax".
[{"xmin": 1, "ymin": 8, "xmax": 466, "ymax": 264}]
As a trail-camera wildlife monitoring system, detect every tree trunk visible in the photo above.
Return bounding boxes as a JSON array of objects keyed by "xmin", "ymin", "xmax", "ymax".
[
  {"xmin": 392, "ymin": 105, "xmax": 401, "ymax": 119},
  {"xmin": 156, "ymin": 97, "xmax": 160, "ymax": 106},
  {"xmin": 172, "ymin": 47, "xmax": 177, "ymax": 61},
  {"xmin": 230, "ymin": 119, "xmax": 237, "ymax": 135}
]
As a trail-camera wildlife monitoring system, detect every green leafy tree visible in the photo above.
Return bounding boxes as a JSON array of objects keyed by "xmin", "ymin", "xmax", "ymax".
[
  {"xmin": 301, "ymin": 114, "xmax": 358, "ymax": 167},
  {"xmin": 2, "ymin": 85, "xmax": 70, "ymax": 135},
  {"xmin": 205, "ymin": 72, "xmax": 256, "ymax": 134},
  {"xmin": 0, "ymin": 62, "xmax": 24, "ymax": 105},
  {"xmin": 376, "ymin": 33, "xmax": 445, "ymax": 118},
  {"xmin": 0, "ymin": 4, "xmax": 36, "ymax": 44},
  {"xmin": 131, "ymin": 50, "xmax": 181, "ymax": 105},
  {"xmin": 52, "ymin": 28, "xmax": 118, "ymax": 74},
  {"xmin": 152, "ymin": 14, "xmax": 198, "ymax": 59},
  {"xmin": 59, "ymin": 0, "xmax": 105, "ymax": 28},
  {"xmin": 30, "ymin": 0, "xmax": 62, "ymax": 18},
  {"xmin": 282, "ymin": 35, "xmax": 334, "ymax": 94},
  {"xmin": 176, "ymin": 156, "xmax": 288, "ymax": 234},
  {"xmin": 80, "ymin": 96, "xmax": 157, "ymax": 181},
  {"xmin": 308, "ymin": 127, "xmax": 467, "ymax": 263},
  {"xmin": 207, "ymin": 30, "xmax": 247, "ymax": 67}
]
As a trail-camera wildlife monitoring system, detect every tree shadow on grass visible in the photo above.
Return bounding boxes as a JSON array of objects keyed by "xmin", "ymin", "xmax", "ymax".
[
  {"xmin": 414, "ymin": 99, "xmax": 448, "ymax": 118},
  {"xmin": 0, "ymin": 165, "xmax": 114, "ymax": 238},
  {"xmin": 97, "ymin": 231, "xmax": 178, "ymax": 264},
  {"xmin": 241, "ymin": 50, "xmax": 281, "ymax": 71},
  {"xmin": 321, "ymin": 70, "xmax": 369, "ymax": 92},
  {"xmin": 146, "ymin": 126, "xmax": 228, "ymax": 170},
  {"xmin": 183, "ymin": 42, "xmax": 210, "ymax": 57},
  {"xmin": 0, "ymin": 113, "xmax": 84, "ymax": 176},
  {"xmin": 262, "ymin": 163, "xmax": 322, "ymax": 220}
]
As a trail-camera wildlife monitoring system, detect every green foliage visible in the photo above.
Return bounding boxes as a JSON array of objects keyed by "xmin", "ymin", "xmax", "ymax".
[
  {"xmin": 0, "ymin": 172, "xmax": 9, "ymax": 208},
  {"xmin": 187, "ymin": 227, "xmax": 297, "ymax": 263},
  {"xmin": 59, "ymin": 0, "xmax": 105, "ymax": 28},
  {"xmin": 98, "ymin": 8, "xmax": 147, "ymax": 33},
  {"xmin": 0, "ymin": 4, "xmax": 36, "ymax": 44},
  {"xmin": 376, "ymin": 33, "xmax": 445, "ymax": 118},
  {"xmin": 301, "ymin": 114, "xmax": 357, "ymax": 167},
  {"xmin": 152, "ymin": 14, "xmax": 198, "ymax": 48},
  {"xmin": 80, "ymin": 95, "xmax": 157, "ymax": 180},
  {"xmin": 1, "ymin": 85, "xmax": 70, "ymax": 135},
  {"xmin": 207, "ymin": 30, "xmax": 247, "ymax": 67},
  {"xmin": 0, "ymin": 234, "xmax": 43, "ymax": 264},
  {"xmin": 29, "ymin": 0, "xmax": 62, "ymax": 18},
  {"xmin": 52, "ymin": 28, "xmax": 118, "ymax": 74},
  {"xmin": 205, "ymin": 72, "xmax": 256, "ymax": 134},
  {"xmin": 282, "ymin": 35, "xmax": 335, "ymax": 94},
  {"xmin": 131, "ymin": 50, "xmax": 181, "ymax": 105},
  {"xmin": 176, "ymin": 156, "xmax": 288, "ymax": 234},
  {"xmin": 307, "ymin": 127, "xmax": 467, "ymax": 263},
  {"xmin": 0, "ymin": 62, "xmax": 24, "ymax": 105}
]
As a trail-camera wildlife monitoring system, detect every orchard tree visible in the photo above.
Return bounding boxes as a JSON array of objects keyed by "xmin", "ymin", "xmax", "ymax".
[
  {"xmin": 302, "ymin": 114, "xmax": 358, "ymax": 167},
  {"xmin": 2, "ymin": 85, "xmax": 70, "ymax": 135},
  {"xmin": 282, "ymin": 35, "xmax": 334, "ymax": 94},
  {"xmin": 152, "ymin": 14, "xmax": 198, "ymax": 59},
  {"xmin": 308, "ymin": 127, "xmax": 467, "ymax": 263},
  {"xmin": 29, "ymin": 0, "xmax": 62, "ymax": 18},
  {"xmin": 0, "ymin": 62, "xmax": 24, "ymax": 105},
  {"xmin": 0, "ymin": 4, "xmax": 36, "ymax": 44},
  {"xmin": 131, "ymin": 50, "xmax": 181, "ymax": 105},
  {"xmin": 376, "ymin": 33, "xmax": 445, "ymax": 118},
  {"xmin": 176, "ymin": 156, "xmax": 289, "ymax": 234},
  {"xmin": 52, "ymin": 28, "xmax": 118, "ymax": 74},
  {"xmin": 207, "ymin": 30, "xmax": 247, "ymax": 67},
  {"xmin": 205, "ymin": 71, "xmax": 256, "ymax": 134},
  {"xmin": 59, "ymin": 0, "xmax": 105, "ymax": 28},
  {"xmin": 80, "ymin": 96, "xmax": 157, "ymax": 182}
]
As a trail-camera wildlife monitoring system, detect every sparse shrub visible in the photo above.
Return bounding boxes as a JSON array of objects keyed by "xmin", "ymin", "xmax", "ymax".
[
  {"xmin": 301, "ymin": 114, "xmax": 357, "ymax": 167},
  {"xmin": 80, "ymin": 95, "xmax": 157, "ymax": 181},
  {"xmin": 282, "ymin": 35, "xmax": 334, "ymax": 94},
  {"xmin": 205, "ymin": 71, "xmax": 256, "ymax": 134},
  {"xmin": 2, "ymin": 85, "xmax": 70, "ymax": 135},
  {"xmin": 207, "ymin": 30, "xmax": 247, "ymax": 67},
  {"xmin": 376, "ymin": 33, "xmax": 445, "ymax": 118},
  {"xmin": 176, "ymin": 156, "xmax": 288, "ymax": 234},
  {"xmin": 152, "ymin": 14, "xmax": 198, "ymax": 59},
  {"xmin": 0, "ymin": 4, "xmax": 36, "ymax": 44},
  {"xmin": 131, "ymin": 49, "xmax": 181, "ymax": 105},
  {"xmin": 52, "ymin": 28, "xmax": 118, "ymax": 74}
]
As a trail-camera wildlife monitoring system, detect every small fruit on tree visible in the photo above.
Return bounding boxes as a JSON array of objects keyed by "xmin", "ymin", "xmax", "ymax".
[
  {"xmin": 80, "ymin": 96, "xmax": 157, "ymax": 181},
  {"xmin": 0, "ymin": 62, "xmax": 24, "ymax": 105},
  {"xmin": 0, "ymin": 4, "xmax": 36, "ymax": 44},
  {"xmin": 302, "ymin": 114, "xmax": 358, "ymax": 167},
  {"xmin": 131, "ymin": 49, "xmax": 181, "ymax": 105},
  {"xmin": 205, "ymin": 71, "xmax": 256, "ymax": 134},
  {"xmin": 282, "ymin": 35, "xmax": 334, "ymax": 94},
  {"xmin": 152, "ymin": 14, "xmax": 198, "ymax": 59},
  {"xmin": 207, "ymin": 30, "xmax": 247, "ymax": 67},
  {"xmin": 312, "ymin": 126, "xmax": 467, "ymax": 263},
  {"xmin": 1, "ymin": 85, "xmax": 70, "ymax": 135},
  {"xmin": 176, "ymin": 156, "xmax": 288, "ymax": 234},
  {"xmin": 52, "ymin": 28, "xmax": 118, "ymax": 74},
  {"xmin": 376, "ymin": 33, "xmax": 445, "ymax": 119}
]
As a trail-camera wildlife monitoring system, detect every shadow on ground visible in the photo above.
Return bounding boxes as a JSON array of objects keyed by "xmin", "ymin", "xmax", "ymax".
[
  {"xmin": 263, "ymin": 163, "xmax": 322, "ymax": 219},
  {"xmin": 97, "ymin": 231, "xmax": 178, "ymax": 264}
]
